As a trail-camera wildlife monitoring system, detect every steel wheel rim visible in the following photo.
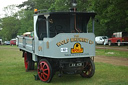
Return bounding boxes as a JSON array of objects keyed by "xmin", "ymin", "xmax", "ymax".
[
  {"xmin": 82, "ymin": 62, "xmax": 92, "ymax": 76},
  {"xmin": 37, "ymin": 61, "xmax": 50, "ymax": 82},
  {"xmin": 24, "ymin": 53, "xmax": 28, "ymax": 70}
]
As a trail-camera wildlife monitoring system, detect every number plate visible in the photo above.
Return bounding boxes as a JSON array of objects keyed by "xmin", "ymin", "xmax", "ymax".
[{"xmin": 69, "ymin": 63, "xmax": 83, "ymax": 67}]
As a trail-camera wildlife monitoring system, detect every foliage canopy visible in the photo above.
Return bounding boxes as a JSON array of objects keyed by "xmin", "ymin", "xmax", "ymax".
[{"xmin": 0, "ymin": 0, "xmax": 128, "ymax": 40}]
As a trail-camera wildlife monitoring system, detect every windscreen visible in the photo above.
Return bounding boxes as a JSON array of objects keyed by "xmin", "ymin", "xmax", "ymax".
[
  {"xmin": 102, "ymin": 36, "xmax": 108, "ymax": 39},
  {"xmin": 49, "ymin": 14, "xmax": 70, "ymax": 37},
  {"xmin": 49, "ymin": 13, "xmax": 90, "ymax": 37}
]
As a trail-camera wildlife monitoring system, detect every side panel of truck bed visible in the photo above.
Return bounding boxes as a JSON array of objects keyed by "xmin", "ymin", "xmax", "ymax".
[{"xmin": 18, "ymin": 36, "xmax": 34, "ymax": 53}]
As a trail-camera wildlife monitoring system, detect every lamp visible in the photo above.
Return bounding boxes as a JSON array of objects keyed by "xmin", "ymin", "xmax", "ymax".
[{"xmin": 72, "ymin": 0, "xmax": 77, "ymax": 7}]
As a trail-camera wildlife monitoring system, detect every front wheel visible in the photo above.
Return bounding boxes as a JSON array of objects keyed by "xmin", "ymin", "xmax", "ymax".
[
  {"xmin": 37, "ymin": 59, "xmax": 53, "ymax": 83},
  {"xmin": 80, "ymin": 58, "xmax": 95, "ymax": 78},
  {"xmin": 108, "ymin": 41, "xmax": 112, "ymax": 46}
]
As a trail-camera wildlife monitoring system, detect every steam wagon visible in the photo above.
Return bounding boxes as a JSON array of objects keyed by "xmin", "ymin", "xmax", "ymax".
[{"xmin": 17, "ymin": 3, "xmax": 96, "ymax": 83}]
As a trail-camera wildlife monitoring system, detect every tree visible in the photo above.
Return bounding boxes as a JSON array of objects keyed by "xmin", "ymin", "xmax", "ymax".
[
  {"xmin": 49, "ymin": 0, "xmax": 70, "ymax": 11},
  {"xmin": 0, "ymin": 5, "xmax": 21, "ymax": 40},
  {"xmin": 17, "ymin": 10, "xmax": 33, "ymax": 35},
  {"xmin": 0, "ymin": 16, "xmax": 20, "ymax": 40},
  {"xmin": 3, "ymin": 5, "xmax": 18, "ymax": 17},
  {"xmin": 17, "ymin": 0, "xmax": 35, "ymax": 10},
  {"xmin": 90, "ymin": 0, "xmax": 128, "ymax": 36},
  {"xmin": 35, "ymin": 0, "xmax": 55, "ymax": 10},
  {"xmin": 1, "ymin": 0, "xmax": 127, "ymax": 40}
]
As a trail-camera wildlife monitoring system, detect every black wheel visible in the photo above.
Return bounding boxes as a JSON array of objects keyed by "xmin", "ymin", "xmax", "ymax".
[
  {"xmin": 24, "ymin": 52, "xmax": 34, "ymax": 71},
  {"xmin": 108, "ymin": 41, "xmax": 112, "ymax": 46},
  {"xmin": 37, "ymin": 59, "xmax": 53, "ymax": 83},
  {"xmin": 80, "ymin": 58, "xmax": 95, "ymax": 78}
]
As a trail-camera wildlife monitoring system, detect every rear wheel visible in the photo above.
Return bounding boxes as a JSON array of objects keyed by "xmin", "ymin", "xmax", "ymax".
[
  {"xmin": 117, "ymin": 41, "xmax": 121, "ymax": 46},
  {"xmin": 24, "ymin": 52, "xmax": 34, "ymax": 71},
  {"xmin": 80, "ymin": 58, "xmax": 95, "ymax": 78},
  {"xmin": 37, "ymin": 59, "xmax": 53, "ymax": 83}
]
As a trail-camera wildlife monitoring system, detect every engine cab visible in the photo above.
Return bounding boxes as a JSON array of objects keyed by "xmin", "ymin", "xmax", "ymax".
[{"xmin": 34, "ymin": 11, "xmax": 96, "ymax": 58}]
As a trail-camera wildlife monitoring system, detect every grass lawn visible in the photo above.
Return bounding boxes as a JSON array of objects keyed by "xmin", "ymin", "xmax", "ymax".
[
  {"xmin": 0, "ymin": 46, "xmax": 128, "ymax": 85},
  {"xmin": 96, "ymin": 48, "xmax": 128, "ymax": 58}
]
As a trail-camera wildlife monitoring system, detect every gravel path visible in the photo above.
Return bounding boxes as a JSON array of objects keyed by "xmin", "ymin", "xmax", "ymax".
[{"xmin": 95, "ymin": 56, "xmax": 128, "ymax": 66}]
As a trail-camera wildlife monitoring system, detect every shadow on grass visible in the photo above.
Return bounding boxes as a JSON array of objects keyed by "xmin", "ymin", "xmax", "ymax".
[
  {"xmin": 51, "ymin": 74, "xmax": 92, "ymax": 84},
  {"xmin": 30, "ymin": 69, "xmax": 92, "ymax": 84}
]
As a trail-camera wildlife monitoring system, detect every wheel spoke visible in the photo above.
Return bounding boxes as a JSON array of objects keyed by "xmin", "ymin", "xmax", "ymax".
[
  {"xmin": 80, "ymin": 58, "xmax": 95, "ymax": 78},
  {"xmin": 87, "ymin": 70, "xmax": 91, "ymax": 75},
  {"xmin": 44, "ymin": 68, "xmax": 48, "ymax": 71},
  {"xmin": 43, "ymin": 64, "xmax": 45, "ymax": 68},
  {"xmin": 41, "ymin": 65, "xmax": 45, "ymax": 71},
  {"xmin": 40, "ymin": 63, "xmax": 43, "ymax": 68},
  {"xmin": 41, "ymin": 73, "xmax": 44, "ymax": 77},
  {"xmin": 43, "ymin": 71, "xmax": 48, "ymax": 76},
  {"xmin": 43, "ymin": 74, "xmax": 47, "ymax": 80}
]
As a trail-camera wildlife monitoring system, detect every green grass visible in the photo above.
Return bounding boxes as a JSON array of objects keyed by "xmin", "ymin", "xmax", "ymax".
[
  {"xmin": 96, "ymin": 49, "xmax": 128, "ymax": 58},
  {"xmin": 0, "ymin": 46, "xmax": 128, "ymax": 85}
]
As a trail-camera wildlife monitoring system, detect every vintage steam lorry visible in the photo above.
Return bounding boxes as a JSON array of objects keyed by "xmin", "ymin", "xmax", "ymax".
[{"xmin": 17, "ymin": 0, "xmax": 96, "ymax": 83}]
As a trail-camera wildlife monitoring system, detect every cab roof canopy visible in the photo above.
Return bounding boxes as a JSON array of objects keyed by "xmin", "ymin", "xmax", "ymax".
[{"xmin": 34, "ymin": 11, "xmax": 96, "ymax": 18}]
